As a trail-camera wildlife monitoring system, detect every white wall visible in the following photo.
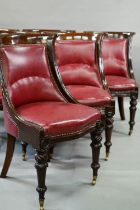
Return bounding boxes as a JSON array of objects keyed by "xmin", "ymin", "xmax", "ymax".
[{"xmin": 0, "ymin": 0, "xmax": 140, "ymax": 85}]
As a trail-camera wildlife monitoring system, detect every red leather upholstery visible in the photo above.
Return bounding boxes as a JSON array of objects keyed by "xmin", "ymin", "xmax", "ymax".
[
  {"xmin": 106, "ymin": 75, "xmax": 136, "ymax": 91},
  {"xmin": 1, "ymin": 45, "xmax": 64, "ymax": 107},
  {"xmin": 67, "ymin": 85, "xmax": 111, "ymax": 106},
  {"xmin": 0, "ymin": 44, "xmax": 101, "ymax": 138},
  {"xmin": 55, "ymin": 40, "xmax": 102, "ymax": 88},
  {"xmin": 55, "ymin": 40, "xmax": 112, "ymax": 106},
  {"xmin": 102, "ymin": 38, "xmax": 129, "ymax": 77},
  {"xmin": 16, "ymin": 102, "xmax": 101, "ymax": 136}
]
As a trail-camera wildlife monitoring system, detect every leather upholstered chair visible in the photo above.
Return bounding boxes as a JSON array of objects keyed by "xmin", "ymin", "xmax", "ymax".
[
  {"xmin": 0, "ymin": 43, "xmax": 103, "ymax": 210},
  {"xmin": 102, "ymin": 32, "xmax": 138, "ymax": 135},
  {"xmin": 47, "ymin": 32, "xmax": 115, "ymax": 160},
  {"xmin": 0, "ymin": 32, "xmax": 60, "ymax": 160}
]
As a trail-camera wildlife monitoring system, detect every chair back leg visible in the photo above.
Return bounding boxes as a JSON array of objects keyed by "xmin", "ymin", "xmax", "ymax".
[
  {"xmin": 118, "ymin": 97, "xmax": 125, "ymax": 120},
  {"xmin": 0, "ymin": 134, "xmax": 16, "ymax": 178}
]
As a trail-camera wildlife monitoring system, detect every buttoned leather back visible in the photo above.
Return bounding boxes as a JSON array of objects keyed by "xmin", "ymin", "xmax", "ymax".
[
  {"xmin": 55, "ymin": 40, "xmax": 102, "ymax": 87},
  {"xmin": 102, "ymin": 38, "xmax": 129, "ymax": 77},
  {"xmin": 0, "ymin": 44, "xmax": 64, "ymax": 107}
]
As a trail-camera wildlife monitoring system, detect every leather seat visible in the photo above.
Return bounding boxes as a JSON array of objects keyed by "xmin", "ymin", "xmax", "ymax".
[
  {"xmin": 106, "ymin": 75, "xmax": 136, "ymax": 91},
  {"xmin": 16, "ymin": 101, "xmax": 100, "ymax": 137},
  {"xmin": 66, "ymin": 85, "xmax": 111, "ymax": 106}
]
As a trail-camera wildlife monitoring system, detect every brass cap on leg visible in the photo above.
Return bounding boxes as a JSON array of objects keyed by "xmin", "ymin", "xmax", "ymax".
[
  {"xmin": 39, "ymin": 199, "xmax": 44, "ymax": 210},
  {"xmin": 128, "ymin": 129, "xmax": 133, "ymax": 136},
  {"xmin": 22, "ymin": 152, "xmax": 26, "ymax": 161},
  {"xmin": 104, "ymin": 152, "xmax": 109, "ymax": 161},
  {"xmin": 92, "ymin": 176, "xmax": 97, "ymax": 185}
]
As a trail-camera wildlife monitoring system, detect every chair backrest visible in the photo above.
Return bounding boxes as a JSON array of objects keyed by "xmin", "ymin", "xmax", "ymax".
[
  {"xmin": 0, "ymin": 44, "xmax": 65, "ymax": 108},
  {"xmin": 102, "ymin": 32, "xmax": 135, "ymax": 78},
  {"xmin": 0, "ymin": 29, "xmax": 19, "ymax": 33},
  {"xmin": 54, "ymin": 32, "xmax": 102, "ymax": 88},
  {"xmin": 0, "ymin": 32, "xmax": 55, "ymax": 45}
]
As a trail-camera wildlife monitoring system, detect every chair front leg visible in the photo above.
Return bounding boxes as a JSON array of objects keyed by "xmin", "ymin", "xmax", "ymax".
[
  {"xmin": 118, "ymin": 97, "xmax": 125, "ymax": 120},
  {"xmin": 35, "ymin": 147, "xmax": 49, "ymax": 210},
  {"xmin": 1, "ymin": 133, "xmax": 16, "ymax": 178},
  {"xmin": 21, "ymin": 141, "xmax": 28, "ymax": 161},
  {"xmin": 104, "ymin": 101, "xmax": 115, "ymax": 160},
  {"xmin": 90, "ymin": 121, "xmax": 103, "ymax": 185},
  {"xmin": 129, "ymin": 92, "xmax": 138, "ymax": 135}
]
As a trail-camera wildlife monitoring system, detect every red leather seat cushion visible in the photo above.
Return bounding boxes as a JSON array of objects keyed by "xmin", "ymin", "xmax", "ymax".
[
  {"xmin": 106, "ymin": 75, "xmax": 136, "ymax": 91},
  {"xmin": 16, "ymin": 102, "xmax": 101, "ymax": 137},
  {"xmin": 66, "ymin": 85, "xmax": 112, "ymax": 106}
]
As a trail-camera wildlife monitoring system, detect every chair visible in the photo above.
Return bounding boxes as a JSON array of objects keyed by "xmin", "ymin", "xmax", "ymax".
[
  {"xmin": 0, "ymin": 32, "xmax": 62, "ymax": 160},
  {"xmin": 47, "ymin": 32, "xmax": 115, "ymax": 160},
  {"xmin": 102, "ymin": 32, "xmax": 138, "ymax": 135},
  {"xmin": 0, "ymin": 43, "xmax": 103, "ymax": 210}
]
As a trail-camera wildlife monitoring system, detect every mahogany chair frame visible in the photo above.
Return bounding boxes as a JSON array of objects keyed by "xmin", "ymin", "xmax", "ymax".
[
  {"xmin": 46, "ymin": 32, "xmax": 115, "ymax": 160},
  {"xmin": 102, "ymin": 32, "xmax": 138, "ymax": 135},
  {"xmin": 0, "ymin": 42, "xmax": 104, "ymax": 210},
  {"xmin": 0, "ymin": 32, "xmax": 67, "ymax": 160}
]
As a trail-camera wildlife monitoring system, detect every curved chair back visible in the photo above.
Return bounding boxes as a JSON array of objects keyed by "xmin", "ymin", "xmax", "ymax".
[{"xmin": 54, "ymin": 32, "xmax": 104, "ymax": 88}]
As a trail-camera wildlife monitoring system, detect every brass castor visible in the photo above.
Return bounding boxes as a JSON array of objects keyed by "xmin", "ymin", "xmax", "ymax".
[
  {"xmin": 22, "ymin": 152, "xmax": 26, "ymax": 161},
  {"xmin": 39, "ymin": 199, "xmax": 44, "ymax": 210},
  {"xmin": 104, "ymin": 152, "xmax": 109, "ymax": 161},
  {"xmin": 92, "ymin": 176, "xmax": 97, "ymax": 185}
]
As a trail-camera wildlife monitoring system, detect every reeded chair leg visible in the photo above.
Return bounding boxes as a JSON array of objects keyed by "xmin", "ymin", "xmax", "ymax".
[
  {"xmin": 21, "ymin": 141, "xmax": 28, "ymax": 161},
  {"xmin": 104, "ymin": 101, "xmax": 115, "ymax": 161},
  {"xmin": 129, "ymin": 93, "xmax": 138, "ymax": 135},
  {"xmin": 118, "ymin": 97, "xmax": 125, "ymax": 120},
  {"xmin": 0, "ymin": 133, "xmax": 16, "ymax": 178},
  {"xmin": 90, "ymin": 121, "xmax": 103, "ymax": 185},
  {"xmin": 35, "ymin": 148, "xmax": 49, "ymax": 210}
]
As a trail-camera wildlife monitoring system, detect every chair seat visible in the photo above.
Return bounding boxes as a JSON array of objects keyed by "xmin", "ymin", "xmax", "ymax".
[
  {"xmin": 16, "ymin": 101, "xmax": 101, "ymax": 137},
  {"xmin": 66, "ymin": 85, "xmax": 112, "ymax": 107},
  {"xmin": 106, "ymin": 75, "xmax": 137, "ymax": 91}
]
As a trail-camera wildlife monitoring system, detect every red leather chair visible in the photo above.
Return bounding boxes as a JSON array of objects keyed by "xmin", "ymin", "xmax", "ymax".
[
  {"xmin": 47, "ymin": 32, "xmax": 115, "ymax": 160},
  {"xmin": 102, "ymin": 32, "xmax": 138, "ymax": 135},
  {"xmin": 0, "ymin": 43, "xmax": 103, "ymax": 210},
  {"xmin": 0, "ymin": 32, "xmax": 62, "ymax": 160}
]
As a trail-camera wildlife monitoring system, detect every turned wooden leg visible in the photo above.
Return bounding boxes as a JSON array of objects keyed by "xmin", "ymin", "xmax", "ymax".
[
  {"xmin": 21, "ymin": 141, "xmax": 28, "ymax": 161},
  {"xmin": 118, "ymin": 97, "xmax": 125, "ymax": 120},
  {"xmin": 1, "ymin": 134, "xmax": 16, "ymax": 178},
  {"xmin": 90, "ymin": 121, "xmax": 103, "ymax": 185},
  {"xmin": 104, "ymin": 101, "xmax": 115, "ymax": 161},
  {"xmin": 129, "ymin": 93, "xmax": 137, "ymax": 135},
  {"xmin": 35, "ymin": 148, "xmax": 49, "ymax": 210}
]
